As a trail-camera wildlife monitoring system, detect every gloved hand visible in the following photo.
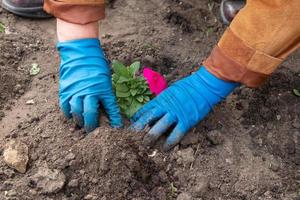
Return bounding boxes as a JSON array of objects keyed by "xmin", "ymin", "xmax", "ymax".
[
  {"xmin": 57, "ymin": 38, "xmax": 123, "ymax": 132},
  {"xmin": 131, "ymin": 67, "xmax": 239, "ymax": 151}
]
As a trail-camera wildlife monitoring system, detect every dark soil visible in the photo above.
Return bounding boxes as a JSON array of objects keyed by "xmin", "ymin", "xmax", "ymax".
[{"xmin": 0, "ymin": 0, "xmax": 299, "ymax": 200}]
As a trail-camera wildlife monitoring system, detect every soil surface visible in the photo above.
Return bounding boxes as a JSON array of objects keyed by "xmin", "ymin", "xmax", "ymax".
[{"xmin": 0, "ymin": 0, "xmax": 299, "ymax": 200}]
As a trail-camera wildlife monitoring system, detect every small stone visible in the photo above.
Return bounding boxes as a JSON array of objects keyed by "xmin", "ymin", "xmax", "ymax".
[
  {"xmin": 269, "ymin": 156, "xmax": 280, "ymax": 172},
  {"xmin": 5, "ymin": 189, "xmax": 17, "ymax": 197},
  {"xmin": 3, "ymin": 140, "xmax": 29, "ymax": 173},
  {"xmin": 29, "ymin": 189, "xmax": 37, "ymax": 195},
  {"xmin": 25, "ymin": 99, "xmax": 35, "ymax": 105},
  {"xmin": 69, "ymin": 127, "xmax": 76, "ymax": 133},
  {"xmin": 193, "ymin": 37, "xmax": 201, "ymax": 43},
  {"xmin": 30, "ymin": 165, "xmax": 66, "ymax": 194},
  {"xmin": 276, "ymin": 115, "xmax": 281, "ymax": 120},
  {"xmin": 68, "ymin": 179, "xmax": 79, "ymax": 188},
  {"xmin": 84, "ymin": 194, "xmax": 97, "ymax": 200},
  {"xmin": 18, "ymin": 89, "xmax": 25, "ymax": 95},
  {"xmin": 206, "ymin": 130, "xmax": 224, "ymax": 145},
  {"xmin": 41, "ymin": 133, "xmax": 50, "ymax": 139},
  {"xmin": 177, "ymin": 192, "xmax": 192, "ymax": 200},
  {"xmin": 65, "ymin": 153, "xmax": 76, "ymax": 161}
]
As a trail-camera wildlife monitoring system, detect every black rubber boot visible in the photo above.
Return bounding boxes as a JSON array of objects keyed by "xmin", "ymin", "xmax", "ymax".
[
  {"xmin": 220, "ymin": 0, "xmax": 246, "ymax": 25},
  {"xmin": 2, "ymin": 0, "xmax": 52, "ymax": 18}
]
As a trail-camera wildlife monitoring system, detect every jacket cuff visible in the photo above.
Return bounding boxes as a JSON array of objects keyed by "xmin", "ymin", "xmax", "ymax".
[
  {"xmin": 44, "ymin": 0, "xmax": 105, "ymax": 24},
  {"xmin": 203, "ymin": 28, "xmax": 283, "ymax": 88}
]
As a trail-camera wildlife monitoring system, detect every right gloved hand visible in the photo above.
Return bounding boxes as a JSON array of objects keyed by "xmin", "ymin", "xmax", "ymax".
[
  {"xmin": 131, "ymin": 67, "xmax": 239, "ymax": 151},
  {"xmin": 57, "ymin": 38, "xmax": 123, "ymax": 132}
]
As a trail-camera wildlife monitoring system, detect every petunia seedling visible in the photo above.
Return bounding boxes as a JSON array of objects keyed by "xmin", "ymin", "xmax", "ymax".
[{"xmin": 112, "ymin": 60, "xmax": 153, "ymax": 118}]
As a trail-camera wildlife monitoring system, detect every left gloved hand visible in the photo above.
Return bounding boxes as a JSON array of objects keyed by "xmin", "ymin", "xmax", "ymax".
[
  {"xmin": 58, "ymin": 38, "xmax": 123, "ymax": 132},
  {"xmin": 131, "ymin": 67, "xmax": 239, "ymax": 151}
]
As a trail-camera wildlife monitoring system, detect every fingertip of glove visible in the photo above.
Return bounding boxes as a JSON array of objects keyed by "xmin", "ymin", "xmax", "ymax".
[
  {"xmin": 110, "ymin": 123, "xmax": 123, "ymax": 129},
  {"xmin": 84, "ymin": 125, "xmax": 98, "ymax": 133},
  {"xmin": 162, "ymin": 142, "xmax": 175, "ymax": 152},
  {"xmin": 143, "ymin": 134, "xmax": 155, "ymax": 147}
]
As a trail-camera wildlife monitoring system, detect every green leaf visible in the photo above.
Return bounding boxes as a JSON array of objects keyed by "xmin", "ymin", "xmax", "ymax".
[
  {"xmin": 112, "ymin": 60, "xmax": 130, "ymax": 78},
  {"xmin": 116, "ymin": 90, "xmax": 130, "ymax": 98},
  {"xmin": 136, "ymin": 95, "xmax": 144, "ymax": 103},
  {"xmin": 30, "ymin": 63, "xmax": 40, "ymax": 76},
  {"xmin": 112, "ymin": 74, "xmax": 120, "ymax": 82},
  {"xmin": 130, "ymin": 89, "xmax": 138, "ymax": 96},
  {"xmin": 117, "ymin": 76, "xmax": 129, "ymax": 84},
  {"xmin": 129, "ymin": 61, "xmax": 141, "ymax": 77},
  {"xmin": 145, "ymin": 90, "xmax": 152, "ymax": 95},
  {"xmin": 144, "ymin": 96, "xmax": 150, "ymax": 102},
  {"xmin": 0, "ymin": 22, "xmax": 5, "ymax": 33},
  {"xmin": 125, "ymin": 99, "xmax": 143, "ymax": 118},
  {"xmin": 293, "ymin": 89, "xmax": 300, "ymax": 97},
  {"xmin": 116, "ymin": 83, "xmax": 129, "ymax": 92}
]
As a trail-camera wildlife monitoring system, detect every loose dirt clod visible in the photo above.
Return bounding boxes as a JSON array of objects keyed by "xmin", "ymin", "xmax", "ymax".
[
  {"xmin": 30, "ymin": 165, "xmax": 66, "ymax": 194},
  {"xmin": 65, "ymin": 128, "xmax": 171, "ymax": 199},
  {"xmin": 3, "ymin": 140, "xmax": 29, "ymax": 173},
  {"xmin": 206, "ymin": 130, "xmax": 224, "ymax": 145}
]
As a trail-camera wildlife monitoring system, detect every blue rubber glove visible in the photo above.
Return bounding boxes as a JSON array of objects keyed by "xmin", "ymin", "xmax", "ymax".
[
  {"xmin": 131, "ymin": 67, "xmax": 239, "ymax": 151},
  {"xmin": 57, "ymin": 38, "xmax": 123, "ymax": 132}
]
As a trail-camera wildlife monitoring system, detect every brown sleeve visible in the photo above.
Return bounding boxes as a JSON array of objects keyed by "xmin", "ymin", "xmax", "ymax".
[
  {"xmin": 44, "ymin": 0, "xmax": 105, "ymax": 24},
  {"xmin": 203, "ymin": 0, "xmax": 300, "ymax": 87}
]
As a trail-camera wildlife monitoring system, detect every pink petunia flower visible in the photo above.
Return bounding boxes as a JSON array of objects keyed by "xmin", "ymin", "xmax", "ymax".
[{"xmin": 143, "ymin": 67, "xmax": 168, "ymax": 96}]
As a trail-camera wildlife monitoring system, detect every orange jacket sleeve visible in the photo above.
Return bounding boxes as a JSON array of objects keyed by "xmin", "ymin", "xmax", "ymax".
[
  {"xmin": 204, "ymin": 0, "xmax": 300, "ymax": 87},
  {"xmin": 44, "ymin": 0, "xmax": 105, "ymax": 24}
]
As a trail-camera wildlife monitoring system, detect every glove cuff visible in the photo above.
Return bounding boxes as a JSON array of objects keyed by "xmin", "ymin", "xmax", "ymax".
[
  {"xmin": 196, "ymin": 67, "xmax": 240, "ymax": 99},
  {"xmin": 57, "ymin": 38, "xmax": 110, "ymax": 75}
]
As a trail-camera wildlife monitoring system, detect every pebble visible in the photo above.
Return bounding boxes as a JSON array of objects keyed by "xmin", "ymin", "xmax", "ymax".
[
  {"xmin": 84, "ymin": 194, "xmax": 97, "ymax": 200},
  {"xmin": 68, "ymin": 179, "xmax": 79, "ymax": 188},
  {"xmin": 25, "ymin": 99, "xmax": 35, "ymax": 105},
  {"xmin": 269, "ymin": 156, "xmax": 280, "ymax": 172},
  {"xmin": 65, "ymin": 153, "xmax": 76, "ymax": 161},
  {"xmin": 18, "ymin": 89, "xmax": 25, "ymax": 95},
  {"xmin": 29, "ymin": 189, "xmax": 37, "ymax": 195},
  {"xmin": 5, "ymin": 190, "xmax": 17, "ymax": 197},
  {"xmin": 177, "ymin": 192, "xmax": 192, "ymax": 200},
  {"xmin": 3, "ymin": 140, "xmax": 29, "ymax": 173}
]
